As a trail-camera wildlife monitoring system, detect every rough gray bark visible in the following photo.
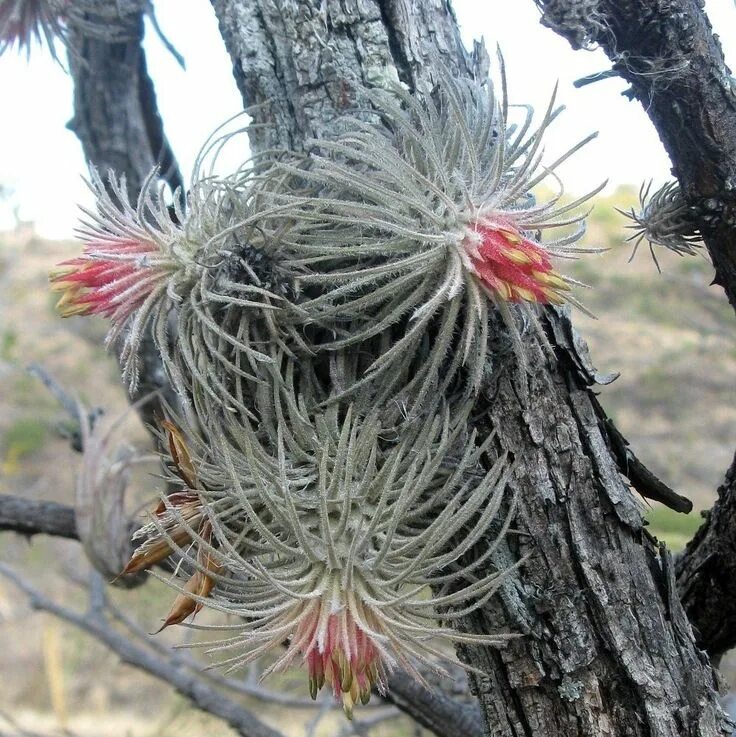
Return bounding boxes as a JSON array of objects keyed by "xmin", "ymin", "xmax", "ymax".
[
  {"xmin": 212, "ymin": 0, "xmax": 487, "ymax": 151},
  {"xmin": 678, "ymin": 451, "xmax": 736, "ymax": 662},
  {"xmin": 209, "ymin": 1, "xmax": 731, "ymax": 735},
  {"xmin": 466, "ymin": 320, "xmax": 726, "ymax": 736}
]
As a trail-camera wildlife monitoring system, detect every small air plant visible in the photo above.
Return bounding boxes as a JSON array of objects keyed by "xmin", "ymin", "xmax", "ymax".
[
  {"xmin": 621, "ymin": 180, "xmax": 703, "ymax": 271},
  {"xmin": 258, "ymin": 72, "xmax": 602, "ymax": 408},
  {"xmin": 0, "ymin": 0, "xmax": 67, "ymax": 57},
  {"xmin": 50, "ymin": 138, "xmax": 297, "ymax": 396},
  {"xmin": 50, "ymin": 169, "xmax": 194, "ymax": 389},
  {"xmin": 125, "ymin": 388, "xmax": 518, "ymax": 717}
]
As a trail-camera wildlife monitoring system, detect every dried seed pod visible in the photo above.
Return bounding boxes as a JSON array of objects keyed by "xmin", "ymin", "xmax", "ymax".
[
  {"xmin": 122, "ymin": 492, "xmax": 204, "ymax": 576},
  {"xmin": 156, "ymin": 544, "xmax": 223, "ymax": 632}
]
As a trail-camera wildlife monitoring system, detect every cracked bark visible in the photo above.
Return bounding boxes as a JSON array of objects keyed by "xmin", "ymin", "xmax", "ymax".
[
  {"xmin": 678, "ymin": 453, "xmax": 736, "ymax": 663},
  {"xmin": 209, "ymin": 1, "xmax": 731, "ymax": 734}
]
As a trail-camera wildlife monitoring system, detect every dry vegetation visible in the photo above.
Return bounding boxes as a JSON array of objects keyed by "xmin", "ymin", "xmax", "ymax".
[{"xmin": 0, "ymin": 185, "xmax": 734, "ymax": 734}]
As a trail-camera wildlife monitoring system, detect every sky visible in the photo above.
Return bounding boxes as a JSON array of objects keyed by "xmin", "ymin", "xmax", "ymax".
[{"xmin": 0, "ymin": 0, "xmax": 735, "ymax": 238}]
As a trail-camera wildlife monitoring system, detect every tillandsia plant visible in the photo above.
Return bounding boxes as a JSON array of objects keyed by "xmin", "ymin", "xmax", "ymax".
[
  {"xmin": 621, "ymin": 180, "xmax": 703, "ymax": 270},
  {"xmin": 49, "ymin": 169, "xmax": 197, "ymax": 389},
  {"xmin": 255, "ymin": 72, "xmax": 603, "ymax": 409},
  {"xmin": 57, "ymin": 63, "xmax": 596, "ymax": 719},
  {"xmin": 124, "ymin": 377, "xmax": 519, "ymax": 717},
  {"xmin": 49, "ymin": 136, "xmax": 301, "ymax": 396}
]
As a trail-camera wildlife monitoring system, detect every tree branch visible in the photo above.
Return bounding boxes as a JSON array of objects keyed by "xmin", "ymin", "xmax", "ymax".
[
  {"xmin": 383, "ymin": 672, "xmax": 484, "ymax": 737},
  {"xmin": 0, "ymin": 496, "xmax": 77, "ymax": 540},
  {"xmin": 536, "ymin": 0, "xmax": 736, "ymax": 307}
]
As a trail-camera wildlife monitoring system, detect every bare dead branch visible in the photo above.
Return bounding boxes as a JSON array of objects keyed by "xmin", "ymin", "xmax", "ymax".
[
  {"xmin": 0, "ymin": 496, "xmax": 77, "ymax": 539},
  {"xmin": 383, "ymin": 673, "xmax": 484, "ymax": 737},
  {"xmin": 537, "ymin": 0, "xmax": 736, "ymax": 311}
]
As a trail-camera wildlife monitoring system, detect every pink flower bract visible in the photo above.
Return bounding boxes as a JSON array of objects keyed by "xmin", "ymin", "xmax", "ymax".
[
  {"xmin": 295, "ymin": 601, "xmax": 388, "ymax": 716},
  {"xmin": 463, "ymin": 216, "xmax": 571, "ymax": 305},
  {"xmin": 49, "ymin": 169, "xmax": 186, "ymax": 388},
  {"xmin": 50, "ymin": 239, "xmax": 172, "ymax": 322}
]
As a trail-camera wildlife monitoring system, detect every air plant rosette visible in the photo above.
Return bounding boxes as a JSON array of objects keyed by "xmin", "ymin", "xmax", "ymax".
[
  {"xmin": 124, "ymin": 389, "xmax": 519, "ymax": 717},
  {"xmin": 253, "ymin": 73, "xmax": 603, "ymax": 408},
  {"xmin": 620, "ymin": 180, "xmax": 703, "ymax": 270},
  {"xmin": 49, "ymin": 145, "xmax": 299, "ymax": 400}
]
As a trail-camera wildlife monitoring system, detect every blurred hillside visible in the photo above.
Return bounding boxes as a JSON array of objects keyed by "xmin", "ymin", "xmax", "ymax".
[{"xmin": 0, "ymin": 185, "xmax": 734, "ymax": 734}]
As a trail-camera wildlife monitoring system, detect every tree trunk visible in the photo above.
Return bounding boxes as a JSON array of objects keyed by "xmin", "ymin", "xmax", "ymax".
[
  {"xmin": 209, "ymin": 1, "xmax": 730, "ymax": 735},
  {"xmin": 533, "ymin": 0, "xmax": 736, "ymax": 669}
]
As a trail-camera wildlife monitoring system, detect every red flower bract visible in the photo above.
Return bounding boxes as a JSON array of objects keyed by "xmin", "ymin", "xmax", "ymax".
[
  {"xmin": 50, "ymin": 239, "xmax": 171, "ymax": 322},
  {"xmin": 49, "ymin": 169, "xmax": 187, "ymax": 389},
  {"xmin": 463, "ymin": 216, "xmax": 571, "ymax": 305}
]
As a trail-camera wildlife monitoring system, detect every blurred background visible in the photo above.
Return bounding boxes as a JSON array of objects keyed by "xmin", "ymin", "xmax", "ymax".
[{"xmin": 1, "ymin": 1, "xmax": 735, "ymax": 735}]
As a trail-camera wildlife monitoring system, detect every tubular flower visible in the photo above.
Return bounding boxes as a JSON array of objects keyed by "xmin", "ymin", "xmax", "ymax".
[
  {"xmin": 258, "ymin": 72, "xmax": 602, "ymax": 407},
  {"xmin": 297, "ymin": 597, "xmax": 387, "ymax": 714},
  {"xmin": 129, "ymin": 387, "xmax": 518, "ymax": 717},
  {"xmin": 51, "ymin": 240, "xmax": 172, "ymax": 320},
  {"xmin": 0, "ymin": 0, "xmax": 66, "ymax": 56}
]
